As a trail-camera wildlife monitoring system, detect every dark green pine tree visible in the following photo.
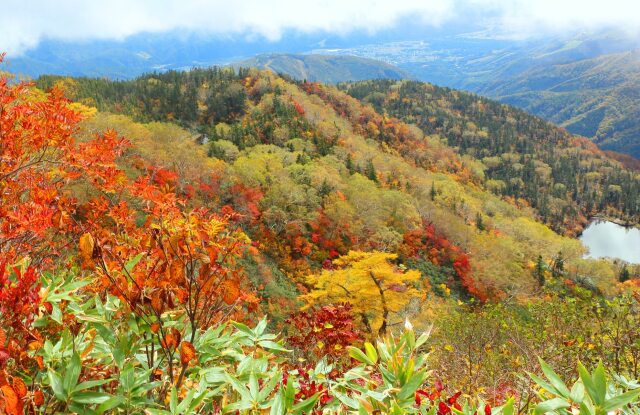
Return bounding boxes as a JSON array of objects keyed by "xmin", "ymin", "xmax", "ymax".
[
  {"xmin": 475, "ymin": 212, "xmax": 485, "ymax": 232},
  {"xmin": 345, "ymin": 153, "xmax": 356, "ymax": 175},
  {"xmin": 365, "ymin": 159, "xmax": 378, "ymax": 183},
  {"xmin": 535, "ymin": 255, "xmax": 546, "ymax": 287},
  {"xmin": 619, "ymin": 265, "xmax": 630, "ymax": 283}
]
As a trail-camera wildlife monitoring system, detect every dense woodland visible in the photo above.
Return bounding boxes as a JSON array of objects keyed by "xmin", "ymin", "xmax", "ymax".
[
  {"xmin": 1, "ymin": 62, "xmax": 639, "ymax": 414},
  {"xmin": 37, "ymin": 72, "xmax": 640, "ymax": 235},
  {"xmin": 341, "ymin": 80, "xmax": 640, "ymax": 233}
]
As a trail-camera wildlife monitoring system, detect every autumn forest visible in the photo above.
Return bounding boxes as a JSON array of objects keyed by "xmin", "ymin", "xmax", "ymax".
[{"xmin": 2, "ymin": 51, "xmax": 640, "ymax": 415}]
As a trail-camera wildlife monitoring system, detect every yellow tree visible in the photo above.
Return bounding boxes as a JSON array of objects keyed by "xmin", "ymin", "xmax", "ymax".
[{"xmin": 301, "ymin": 251, "xmax": 424, "ymax": 336}]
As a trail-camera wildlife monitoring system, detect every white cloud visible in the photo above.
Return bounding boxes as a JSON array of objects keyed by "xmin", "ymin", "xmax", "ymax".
[
  {"xmin": 1, "ymin": 0, "xmax": 453, "ymax": 55},
  {"xmin": 3, "ymin": 0, "xmax": 640, "ymax": 55},
  {"xmin": 476, "ymin": 0, "xmax": 640, "ymax": 38}
]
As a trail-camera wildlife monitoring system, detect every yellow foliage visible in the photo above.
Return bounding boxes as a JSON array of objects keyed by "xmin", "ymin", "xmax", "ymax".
[
  {"xmin": 68, "ymin": 102, "xmax": 98, "ymax": 119},
  {"xmin": 300, "ymin": 251, "xmax": 424, "ymax": 335}
]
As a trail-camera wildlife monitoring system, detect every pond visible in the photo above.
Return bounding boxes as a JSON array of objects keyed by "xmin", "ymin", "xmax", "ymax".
[{"xmin": 579, "ymin": 220, "xmax": 640, "ymax": 263}]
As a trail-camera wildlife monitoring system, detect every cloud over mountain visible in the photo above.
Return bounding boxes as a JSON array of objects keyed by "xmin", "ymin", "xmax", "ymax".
[{"xmin": 3, "ymin": 0, "xmax": 640, "ymax": 55}]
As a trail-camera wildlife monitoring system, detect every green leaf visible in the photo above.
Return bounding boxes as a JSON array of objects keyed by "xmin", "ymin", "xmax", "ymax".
[
  {"xmin": 124, "ymin": 252, "xmax": 145, "ymax": 273},
  {"xmin": 534, "ymin": 397, "xmax": 571, "ymax": 414},
  {"xmin": 258, "ymin": 371, "xmax": 282, "ymax": 402},
  {"xmin": 602, "ymin": 388, "xmax": 640, "ymax": 412},
  {"xmin": 255, "ymin": 318, "xmax": 268, "ymax": 336},
  {"xmin": 74, "ymin": 379, "xmax": 111, "ymax": 392},
  {"xmin": 364, "ymin": 342, "xmax": 378, "ymax": 364},
  {"xmin": 270, "ymin": 392, "xmax": 284, "ymax": 415},
  {"xmin": 291, "ymin": 394, "xmax": 319, "ymax": 414},
  {"xmin": 225, "ymin": 373, "xmax": 252, "ymax": 401},
  {"xmin": 398, "ymin": 371, "xmax": 427, "ymax": 401},
  {"xmin": 177, "ymin": 388, "xmax": 196, "ymax": 414},
  {"xmin": 145, "ymin": 410, "xmax": 171, "ymax": 415},
  {"xmin": 96, "ymin": 396, "xmax": 125, "ymax": 414},
  {"xmin": 72, "ymin": 391, "xmax": 112, "ymax": 404},
  {"xmin": 578, "ymin": 362, "xmax": 599, "ymax": 405},
  {"xmin": 284, "ymin": 376, "xmax": 295, "ymax": 408},
  {"xmin": 64, "ymin": 353, "xmax": 82, "ymax": 394},
  {"xmin": 48, "ymin": 370, "xmax": 67, "ymax": 401},
  {"xmin": 347, "ymin": 346, "xmax": 374, "ymax": 365},
  {"xmin": 249, "ymin": 372, "xmax": 259, "ymax": 400},
  {"xmin": 258, "ymin": 340, "xmax": 290, "ymax": 352},
  {"xmin": 169, "ymin": 386, "xmax": 178, "ymax": 415},
  {"xmin": 569, "ymin": 380, "xmax": 585, "ymax": 403},
  {"xmin": 499, "ymin": 397, "xmax": 515, "ymax": 415},
  {"xmin": 592, "ymin": 362, "xmax": 607, "ymax": 405},
  {"xmin": 539, "ymin": 358, "xmax": 571, "ymax": 398},
  {"xmin": 232, "ymin": 321, "xmax": 255, "ymax": 338},
  {"xmin": 529, "ymin": 373, "xmax": 557, "ymax": 397}
]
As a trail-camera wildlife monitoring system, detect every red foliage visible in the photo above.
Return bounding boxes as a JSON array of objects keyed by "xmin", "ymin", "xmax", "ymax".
[
  {"xmin": 287, "ymin": 303, "xmax": 360, "ymax": 359},
  {"xmin": 399, "ymin": 222, "xmax": 488, "ymax": 301},
  {"xmin": 293, "ymin": 100, "xmax": 305, "ymax": 115}
]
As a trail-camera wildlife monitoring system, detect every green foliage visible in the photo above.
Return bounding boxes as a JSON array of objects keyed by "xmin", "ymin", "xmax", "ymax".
[{"xmin": 531, "ymin": 359, "xmax": 640, "ymax": 415}]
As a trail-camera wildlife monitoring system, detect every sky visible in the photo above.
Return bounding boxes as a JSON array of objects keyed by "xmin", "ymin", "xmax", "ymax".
[{"xmin": 3, "ymin": 0, "xmax": 640, "ymax": 55}]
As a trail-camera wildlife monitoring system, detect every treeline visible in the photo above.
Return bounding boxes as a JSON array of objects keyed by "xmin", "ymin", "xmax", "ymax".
[{"xmin": 37, "ymin": 67, "xmax": 250, "ymax": 126}]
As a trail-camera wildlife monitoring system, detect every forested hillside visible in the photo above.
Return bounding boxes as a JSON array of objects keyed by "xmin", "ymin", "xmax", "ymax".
[
  {"xmin": 341, "ymin": 79, "xmax": 640, "ymax": 233},
  {"xmin": 35, "ymin": 69, "xmax": 640, "ymax": 297},
  {"xmin": 486, "ymin": 50, "xmax": 640, "ymax": 157},
  {"xmin": 38, "ymin": 70, "xmax": 640, "ymax": 235}
]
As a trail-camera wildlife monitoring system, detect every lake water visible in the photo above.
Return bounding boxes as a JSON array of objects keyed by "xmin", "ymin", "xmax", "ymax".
[{"xmin": 579, "ymin": 220, "xmax": 640, "ymax": 263}]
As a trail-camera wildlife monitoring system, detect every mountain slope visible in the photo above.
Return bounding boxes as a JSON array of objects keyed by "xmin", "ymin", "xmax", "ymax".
[
  {"xmin": 35, "ymin": 69, "xmax": 640, "ymax": 299},
  {"xmin": 317, "ymin": 31, "xmax": 640, "ymax": 158},
  {"xmin": 233, "ymin": 53, "xmax": 411, "ymax": 83},
  {"xmin": 486, "ymin": 50, "xmax": 640, "ymax": 157}
]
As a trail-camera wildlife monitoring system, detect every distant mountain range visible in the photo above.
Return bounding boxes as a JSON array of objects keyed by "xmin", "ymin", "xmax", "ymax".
[
  {"xmin": 233, "ymin": 53, "xmax": 410, "ymax": 83},
  {"xmin": 5, "ymin": 29, "xmax": 640, "ymax": 157},
  {"xmin": 479, "ymin": 49, "xmax": 640, "ymax": 157},
  {"xmin": 316, "ymin": 31, "xmax": 640, "ymax": 157}
]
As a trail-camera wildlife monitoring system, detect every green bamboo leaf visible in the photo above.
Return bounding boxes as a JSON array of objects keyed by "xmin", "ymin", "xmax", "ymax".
[
  {"xmin": 602, "ymin": 388, "xmax": 640, "ymax": 412},
  {"xmin": 72, "ymin": 391, "xmax": 112, "ymax": 404},
  {"xmin": 347, "ymin": 346, "xmax": 374, "ymax": 365},
  {"xmin": 364, "ymin": 342, "xmax": 378, "ymax": 364},
  {"xmin": 534, "ymin": 397, "xmax": 571, "ymax": 414},
  {"xmin": 63, "ymin": 353, "xmax": 82, "ymax": 394},
  {"xmin": 539, "ymin": 358, "xmax": 571, "ymax": 398}
]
